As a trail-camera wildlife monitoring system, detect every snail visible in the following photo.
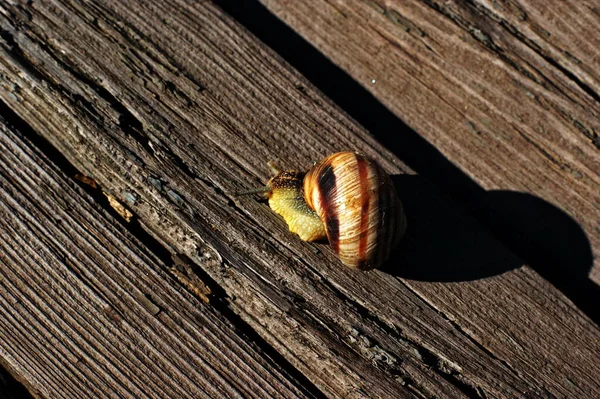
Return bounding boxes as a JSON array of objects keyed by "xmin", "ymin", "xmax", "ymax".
[{"xmin": 239, "ymin": 152, "xmax": 406, "ymax": 270}]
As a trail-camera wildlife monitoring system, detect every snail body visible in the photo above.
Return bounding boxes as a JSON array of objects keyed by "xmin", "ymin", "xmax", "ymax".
[{"xmin": 265, "ymin": 152, "xmax": 406, "ymax": 270}]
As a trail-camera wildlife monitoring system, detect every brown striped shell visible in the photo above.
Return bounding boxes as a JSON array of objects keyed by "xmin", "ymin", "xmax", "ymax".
[
  {"xmin": 265, "ymin": 152, "xmax": 406, "ymax": 270},
  {"xmin": 303, "ymin": 152, "xmax": 406, "ymax": 270}
]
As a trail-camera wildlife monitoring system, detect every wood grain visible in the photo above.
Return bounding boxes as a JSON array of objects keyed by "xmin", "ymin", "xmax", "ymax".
[
  {"xmin": 256, "ymin": 0, "xmax": 600, "ymax": 288},
  {"xmin": 0, "ymin": 0, "xmax": 598, "ymax": 398},
  {"xmin": 0, "ymin": 115, "xmax": 317, "ymax": 398}
]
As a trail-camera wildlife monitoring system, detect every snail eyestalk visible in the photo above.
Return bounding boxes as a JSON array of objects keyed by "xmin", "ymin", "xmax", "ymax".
[
  {"xmin": 234, "ymin": 186, "xmax": 271, "ymax": 197},
  {"xmin": 267, "ymin": 161, "xmax": 282, "ymax": 176}
]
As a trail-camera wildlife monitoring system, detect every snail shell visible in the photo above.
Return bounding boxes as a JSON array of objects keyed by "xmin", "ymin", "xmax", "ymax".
[{"xmin": 266, "ymin": 152, "xmax": 406, "ymax": 270}]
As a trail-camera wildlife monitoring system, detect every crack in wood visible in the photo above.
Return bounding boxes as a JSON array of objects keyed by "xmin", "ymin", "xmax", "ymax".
[
  {"xmin": 400, "ymin": 280, "xmax": 521, "ymax": 389},
  {"xmin": 245, "ymin": 227, "xmax": 492, "ymax": 398},
  {"xmin": 0, "ymin": 100, "xmax": 329, "ymax": 399}
]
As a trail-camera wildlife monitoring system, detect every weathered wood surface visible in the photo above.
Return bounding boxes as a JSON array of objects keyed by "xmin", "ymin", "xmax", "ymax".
[
  {"xmin": 0, "ymin": 0, "xmax": 598, "ymax": 398},
  {"xmin": 0, "ymin": 115, "xmax": 317, "ymax": 398},
  {"xmin": 255, "ymin": 0, "xmax": 600, "ymax": 303}
]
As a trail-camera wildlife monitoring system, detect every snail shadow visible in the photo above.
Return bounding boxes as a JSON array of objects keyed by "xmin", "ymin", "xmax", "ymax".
[
  {"xmin": 381, "ymin": 175, "xmax": 521, "ymax": 282},
  {"xmin": 215, "ymin": 0, "xmax": 599, "ymax": 324},
  {"xmin": 381, "ymin": 175, "xmax": 597, "ymax": 323},
  {"xmin": 484, "ymin": 190, "xmax": 597, "ymax": 318}
]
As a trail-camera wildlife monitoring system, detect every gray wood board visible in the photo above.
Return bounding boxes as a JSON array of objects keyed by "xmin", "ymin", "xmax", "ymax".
[
  {"xmin": 0, "ymin": 114, "xmax": 317, "ymax": 398},
  {"xmin": 0, "ymin": 0, "xmax": 598, "ymax": 398}
]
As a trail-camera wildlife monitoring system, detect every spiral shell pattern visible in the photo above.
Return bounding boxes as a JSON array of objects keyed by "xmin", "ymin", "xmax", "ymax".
[{"xmin": 304, "ymin": 152, "xmax": 406, "ymax": 270}]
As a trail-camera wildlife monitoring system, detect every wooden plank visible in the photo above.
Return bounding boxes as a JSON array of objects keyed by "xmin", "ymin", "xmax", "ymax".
[
  {"xmin": 254, "ymin": 0, "xmax": 600, "ymax": 308},
  {"xmin": 0, "ymin": 113, "xmax": 319, "ymax": 398},
  {"xmin": 0, "ymin": 0, "xmax": 598, "ymax": 398}
]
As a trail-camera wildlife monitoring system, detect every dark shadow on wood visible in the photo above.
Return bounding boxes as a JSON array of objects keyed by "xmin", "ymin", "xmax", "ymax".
[
  {"xmin": 383, "ymin": 177, "xmax": 596, "ymax": 325},
  {"xmin": 216, "ymin": 0, "xmax": 598, "ymax": 325},
  {"xmin": 484, "ymin": 191, "xmax": 596, "ymax": 320},
  {"xmin": 381, "ymin": 175, "xmax": 520, "ymax": 282},
  {"xmin": 0, "ymin": 363, "xmax": 34, "ymax": 399}
]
